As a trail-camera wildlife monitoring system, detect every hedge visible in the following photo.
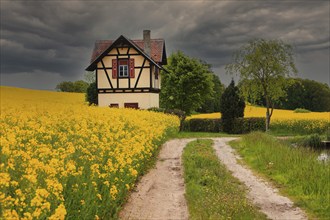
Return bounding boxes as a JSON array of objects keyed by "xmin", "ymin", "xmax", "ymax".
[
  {"xmin": 183, "ymin": 117, "xmax": 265, "ymax": 134},
  {"xmin": 183, "ymin": 119, "xmax": 221, "ymax": 132}
]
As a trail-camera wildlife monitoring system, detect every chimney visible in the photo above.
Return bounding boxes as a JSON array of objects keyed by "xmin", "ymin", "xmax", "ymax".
[{"xmin": 143, "ymin": 30, "xmax": 151, "ymax": 56}]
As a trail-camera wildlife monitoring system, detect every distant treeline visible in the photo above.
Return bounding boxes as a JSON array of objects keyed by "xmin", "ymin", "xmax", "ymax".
[
  {"xmin": 56, "ymin": 80, "xmax": 89, "ymax": 93},
  {"xmin": 242, "ymin": 78, "xmax": 330, "ymax": 112}
]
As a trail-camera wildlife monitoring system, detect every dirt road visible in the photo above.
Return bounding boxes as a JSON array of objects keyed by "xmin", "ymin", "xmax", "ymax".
[
  {"xmin": 119, "ymin": 139, "xmax": 192, "ymax": 220},
  {"xmin": 213, "ymin": 138, "xmax": 307, "ymax": 220},
  {"xmin": 119, "ymin": 138, "xmax": 307, "ymax": 220}
]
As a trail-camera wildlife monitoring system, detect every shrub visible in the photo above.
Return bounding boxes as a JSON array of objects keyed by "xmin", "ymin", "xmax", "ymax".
[
  {"xmin": 220, "ymin": 79, "xmax": 245, "ymax": 133},
  {"xmin": 86, "ymin": 82, "xmax": 98, "ymax": 105},
  {"xmin": 147, "ymin": 107, "xmax": 165, "ymax": 113},
  {"xmin": 326, "ymin": 131, "xmax": 330, "ymax": 141},
  {"xmin": 294, "ymin": 108, "xmax": 311, "ymax": 113},
  {"xmin": 183, "ymin": 117, "xmax": 265, "ymax": 134},
  {"xmin": 302, "ymin": 134, "xmax": 323, "ymax": 149},
  {"xmin": 183, "ymin": 119, "xmax": 221, "ymax": 132},
  {"xmin": 230, "ymin": 117, "xmax": 266, "ymax": 134}
]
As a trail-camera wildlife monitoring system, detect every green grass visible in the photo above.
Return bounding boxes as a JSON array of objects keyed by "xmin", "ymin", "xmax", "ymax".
[
  {"xmin": 174, "ymin": 131, "xmax": 239, "ymax": 139},
  {"xmin": 182, "ymin": 139, "xmax": 266, "ymax": 219},
  {"xmin": 230, "ymin": 132, "xmax": 330, "ymax": 219}
]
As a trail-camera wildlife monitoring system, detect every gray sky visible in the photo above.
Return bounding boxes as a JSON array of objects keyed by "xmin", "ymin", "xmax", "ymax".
[{"xmin": 1, "ymin": 0, "xmax": 329, "ymax": 90}]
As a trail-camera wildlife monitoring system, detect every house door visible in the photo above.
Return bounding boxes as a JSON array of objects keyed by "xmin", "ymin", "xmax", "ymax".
[{"xmin": 124, "ymin": 103, "xmax": 139, "ymax": 109}]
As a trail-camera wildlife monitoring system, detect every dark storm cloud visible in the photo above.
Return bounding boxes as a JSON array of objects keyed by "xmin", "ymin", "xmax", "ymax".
[{"xmin": 1, "ymin": 0, "xmax": 329, "ymax": 90}]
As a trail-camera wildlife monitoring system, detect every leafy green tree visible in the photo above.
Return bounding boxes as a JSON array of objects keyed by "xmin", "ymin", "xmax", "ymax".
[
  {"xmin": 86, "ymin": 82, "xmax": 98, "ymax": 105},
  {"xmin": 226, "ymin": 39, "xmax": 297, "ymax": 131},
  {"xmin": 160, "ymin": 51, "xmax": 214, "ymax": 115},
  {"xmin": 280, "ymin": 78, "xmax": 330, "ymax": 112},
  {"xmin": 220, "ymin": 79, "xmax": 245, "ymax": 133},
  {"xmin": 73, "ymin": 80, "xmax": 89, "ymax": 93},
  {"xmin": 56, "ymin": 80, "xmax": 89, "ymax": 93},
  {"xmin": 56, "ymin": 81, "xmax": 74, "ymax": 92},
  {"xmin": 199, "ymin": 74, "xmax": 224, "ymax": 113}
]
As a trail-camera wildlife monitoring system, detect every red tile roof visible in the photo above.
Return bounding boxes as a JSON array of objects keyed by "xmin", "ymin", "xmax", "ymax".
[{"xmin": 90, "ymin": 39, "xmax": 165, "ymax": 64}]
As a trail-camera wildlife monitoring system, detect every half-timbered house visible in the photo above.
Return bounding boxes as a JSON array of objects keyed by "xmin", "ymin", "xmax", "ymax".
[{"xmin": 86, "ymin": 30, "xmax": 167, "ymax": 109}]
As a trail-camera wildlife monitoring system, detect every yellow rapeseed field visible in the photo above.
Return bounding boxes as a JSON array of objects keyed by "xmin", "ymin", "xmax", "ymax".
[
  {"xmin": 190, "ymin": 105, "xmax": 330, "ymax": 121},
  {"xmin": 190, "ymin": 105, "xmax": 329, "ymax": 134},
  {"xmin": 0, "ymin": 86, "xmax": 179, "ymax": 219}
]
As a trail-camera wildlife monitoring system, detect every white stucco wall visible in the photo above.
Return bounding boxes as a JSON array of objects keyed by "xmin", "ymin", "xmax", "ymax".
[{"xmin": 98, "ymin": 93, "xmax": 159, "ymax": 109}]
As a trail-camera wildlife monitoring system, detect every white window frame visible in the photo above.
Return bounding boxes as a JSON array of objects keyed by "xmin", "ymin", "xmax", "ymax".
[{"xmin": 119, "ymin": 64, "xmax": 128, "ymax": 77}]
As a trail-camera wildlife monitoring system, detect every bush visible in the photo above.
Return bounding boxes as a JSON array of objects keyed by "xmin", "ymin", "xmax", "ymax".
[
  {"xmin": 302, "ymin": 134, "xmax": 323, "ymax": 149},
  {"xmin": 326, "ymin": 131, "xmax": 330, "ymax": 141},
  {"xmin": 183, "ymin": 117, "xmax": 265, "ymax": 134},
  {"xmin": 183, "ymin": 119, "xmax": 221, "ymax": 132},
  {"xmin": 230, "ymin": 117, "xmax": 266, "ymax": 134},
  {"xmin": 220, "ymin": 79, "xmax": 245, "ymax": 133},
  {"xmin": 86, "ymin": 82, "xmax": 98, "ymax": 105},
  {"xmin": 148, "ymin": 107, "xmax": 165, "ymax": 113},
  {"xmin": 294, "ymin": 108, "xmax": 311, "ymax": 113}
]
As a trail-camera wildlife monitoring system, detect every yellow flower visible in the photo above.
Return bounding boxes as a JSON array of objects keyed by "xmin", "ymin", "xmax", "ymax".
[
  {"xmin": 0, "ymin": 86, "xmax": 179, "ymax": 218},
  {"xmin": 49, "ymin": 204, "xmax": 67, "ymax": 220},
  {"xmin": 110, "ymin": 185, "xmax": 118, "ymax": 200},
  {"xmin": 97, "ymin": 193, "xmax": 102, "ymax": 200}
]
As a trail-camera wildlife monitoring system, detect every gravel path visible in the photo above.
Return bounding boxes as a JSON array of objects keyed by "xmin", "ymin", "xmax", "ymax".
[
  {"xmin": 212, "ymin": 138, "xmax": 307, "ymax": 220},
  {"xmin": 119, "ymin": 139, "xmax": 193, "ymax": 220},
  {"xmin": 119, "ymin": 138, "xmax": 307, "ymax": 220}
]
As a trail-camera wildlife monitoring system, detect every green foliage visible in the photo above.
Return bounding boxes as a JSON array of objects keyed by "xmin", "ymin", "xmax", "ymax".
[
  {"xmin": 220, "ymin": 79, "xmax": 245, "ymax": 133},
  {"xmin": 230, "ymin": 117, "xmax": 266, "ymax": 134},
  {"xmin": 183, "ymin": 119, "xmax": 221, "ymax": 132},
  {"xmin": 293, "ymin": 108, "xmax": 311, "ymax": 113},
  {"xmin": 160, "ymin": 51, "xmax": 214, "ymax": 115},
  {"xmin": 239, "ymin": 78, "xmax": 330, "ymax": 112},
  {"xmin": 183, "ymin": 139, "xmax": 266, "ymax": 219},
  {"xmin": 279, "ymin": 78, "xmax": 330, "ymax": 112},
  {"xmin": 183, "ymin": 117, "xmax": 265, "ymax": 134},
  {"xmin": 198, "ymin": 74, "xmax": 224, "ymax": 113},
  {"xmin": 147, "ymin": 107, "xmax": 166, "ymax": 113},
  {"xmin": 226, "ymin": 39, "xmax": 297, "ymax": 130},
  {"xmin": 301, "ymin": 134, "xmax": 323, "ymax": 149},
  {"xmin": 173, "ymin": 132, "xmax": 236, "ymax": 139},
  {"xmin": 85, "ymin": 82, "xmax": 98, "ymax": 105},
  {"xmin": 326, "ymin": 131, "xmax": 330, "ymax": 141},
  {"xmin": 232, "ymin": 132, "xmax": 330, "ymax": 219},
  {"xmin": 56, "ymin": 80, "xmax": 90, "ymax": 93}
]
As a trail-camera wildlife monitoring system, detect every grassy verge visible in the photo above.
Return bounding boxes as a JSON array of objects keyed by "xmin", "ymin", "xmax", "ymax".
[
  {"xmin": 230, "ymin": 132, "xmax": 330, "ymax": 219},
  {"xmin": 182, "ymin": 139, "xmax": 266, "ymax": 219},
  {"xmin": 174, "ymin": 131, "xmax": 239, "ymax": 139}
]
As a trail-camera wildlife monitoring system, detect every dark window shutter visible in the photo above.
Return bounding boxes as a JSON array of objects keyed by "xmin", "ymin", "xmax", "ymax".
[
  {"xmin": 129, "ymin": 59, "xmax": 135, "ymax": 78},
  {"xmin": 112, "ymin": 59, "xmax": 117, "ymax": 78}
]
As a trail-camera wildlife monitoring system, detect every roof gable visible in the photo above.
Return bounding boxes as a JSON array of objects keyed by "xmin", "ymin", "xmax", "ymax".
[{"xmin": 86, "ymin": 35, "xmax": 166, "ymax": 71}]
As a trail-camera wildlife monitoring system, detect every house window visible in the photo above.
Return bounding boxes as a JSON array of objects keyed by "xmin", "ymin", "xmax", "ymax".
[
  {"xmin": 119, "ymin": 60, "xmax": 128, "ymax": 78},
  {"xmin": 109, "ymin": 103, "xmax": 119, "ymax": 108},
  {"xmin": 124, "ymin": 103, "xmax": 139, "ymax": 109}
]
